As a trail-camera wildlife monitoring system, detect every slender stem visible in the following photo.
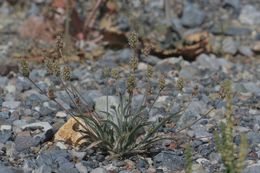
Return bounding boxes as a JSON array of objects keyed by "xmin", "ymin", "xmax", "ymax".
[
  {"xmin": 59, "ymin": 78, "xmax": 85, "ymax": 116},
  {"xmin": 147, "ymin": 89, "xmax": 162, "ymax": 114},
  {"xmin": 106, "ymin": 78, "xmax": 109, "ymax": 116},
  {"xmin": 27, "ymin": 77, "xmax": 89, "ymax": 132},
  {"xmin": 174, "ymin": 107, "xmax": 215, "ymax": 134}
]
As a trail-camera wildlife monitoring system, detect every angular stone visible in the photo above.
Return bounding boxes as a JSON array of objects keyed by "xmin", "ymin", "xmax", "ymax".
[
  {"xmin": 21, "ymin": 122, "xmax": 52, "ymax": 132},
  {"xmin": 154, "ymin": 151, "xmax": 184, "ymax": 171},
  {"xmin": 75, "ymin": 162, "xmax": 88, "ymax": 173},
  {"xmin": 54, "ymin": 117, "xmax": 85, "ymax": 146},
  {"xmin": 33, "ymin": 165, "xmax": 51, "ymax": 173},
  {"xmin": 243, "ymin": 163, "xmax": 260, "ymax": 173},
  {"xmin": 239, "ymin": 5, "xmax": 260, "ymax": 26},
  {"xmin": 91, "ymin": 168, "xmax": 107, "ymax": 173},
  {"xmin": 181, "ymin": 4, "xmax": 205, "ymax": 28},
  {"xmin": 0, "ymin": 124, "xmax": 12, "ymax": 131},
  {"xmin": 94, "ymin": 96, "xmax": 119, "ymax": 119},
  {"xmin": 2, "ymin": 101, "xmax": 21, "ymax": 109},
  {"xmin": 0, "ymin": 165, "xmax": 24, "ymax": 173},
  {"xmin": 222, "ymin": 38, "xmax": 239, "ymax": 55},
  {"xmin": 56, "ymin": 111, "xmax": 67, "ymax": 118},
  {"xmin": 0, "ymin": 131, "xmax": 11, "ymax": 143},
  {"xmin": 15, "ymin": 131, "xmax": 40, "ymax": 152}
]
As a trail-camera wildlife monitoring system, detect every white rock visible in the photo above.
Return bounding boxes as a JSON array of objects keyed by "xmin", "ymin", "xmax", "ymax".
[
  {"xmin": 5, "ymin": 84, "xmax": 16, "ymax": 93},
  {"xmin": 196, "ymin": 158, "xmax": 209, "ymax": 164},
  {"xmin": 21, "ymin": 122, "xmax": 52, "ymax": 132},
  {"xmin": 76, "ymin": 162, "xmax": 88, "ymax": 173},
  {"xmin": 138, "ymin": 62, "xmax": 148, "ymax": 70},
  {"xmin": 56, "ymin": 111, "xmax": 67, "ymax": 118},
  {"xmin": 2, "ymin": 101, "xmax": 21, "ymax": 109},
  {"xmin": 56, "ymin": 142, "xmax": 67, "ymax": 149},
  {"xmin": 239, "ymin": 5, "xmax": 260, "ymax": 26},
  {"xmin": 0, "ymin": 125, "xmax": 12, "ymax": 131}
]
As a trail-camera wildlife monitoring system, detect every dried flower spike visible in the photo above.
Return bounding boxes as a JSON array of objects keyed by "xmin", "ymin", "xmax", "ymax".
[
  {"xmin": 103, "ymin": 67, "xmax": 110, "ymax": 78},
  {"xmin": 56, "ymin": 33, "xmax": 64, "ymax": 50},
  {"xmin": 127, "ymin": 75, "xmax": 136, "ymax": 94},
  {"xmin": 45, "ymin": 59, "xmax": 53, "ymax": 75},
  {"xmin": 128, "ymin": 31, "xmax": 138, "ymax": 49},
  {"xmin": 192, "ymin": 85, "xmax": 199, "ymax": 96},
  {"xmin": 21, "ymin": 60, "xmax": 30, "ymax": 77},
  {"xmin": 176, "ymin": 78, "xmax": 185, "ymax": 92},
  {"xmin": 146, "ymin": 82, "xmax": 152, "ymax": 95},
  {"xmin": 130, "ymin": 57, "xmax": 138, "ymax": 71},
  {"xmin": 53, "ymin": 60, "xmax": 61, "ymax": 77},
  {"xmin": 74, "ymin": 95, "xmax": 81, "ymax": 107},
  {"xmin": 142, "ymin": 45, "xmax": 151, "ymax": 57},
  {"xmin": 63, "ymin": 66, "xmax": 71, "ymax": 81},
  {"xmin": 159, "ymin": 74, "xmax": 166, "ymax": 91},
  {"xmin": 219, "ymin": 80, "xmax": 232, "ymax": 99},
  {"xmin": 111, "ymin": 68, "xmax": 119, "ymax": 80},
  {"xmin": 47, "ymin": 86, "xmax": 56, "ymax": 100},
  {"xmin": 146, "ymin": 65, "xmax": 153, "ymax": 79}
]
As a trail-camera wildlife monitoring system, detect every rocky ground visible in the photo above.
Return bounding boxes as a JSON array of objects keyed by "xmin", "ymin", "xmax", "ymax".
[{"xmin": 0, "ymin": 0, "xmax": 260, "ymax": 173}]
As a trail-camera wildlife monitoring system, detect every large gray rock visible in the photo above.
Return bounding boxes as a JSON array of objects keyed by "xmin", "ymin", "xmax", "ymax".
[
  {"xmin": 32, "ymin": 165, "xmax": 52, "ymax": 173},
  {"xmin": 94, "ymin": 96, "xmax": 119, "ymax": 119},
  {"xmin": 15, "ymin": 132, "xmax": 40, "ymax": 152},
  {"xmin": 243, "ymin": 163, "xmax": 260, "ymax": 173},
  {"xmin": 222, "ymin": 38, "xmax": 239, "ymax": 55},
  {"xmin": 91, "ymin": 168, "xmax": 107, "ymax": 173},
  {"xmin": 0, "ymin": 166, "xmax": 24, "ymax": 173},
  {"xmin": 0, "ymin": 131, "xmax": 11, "ymax": 143},
  {"xmin": 196, "ymin": 54, "xmax": 231, "ymax": 70},
  {"xmin": 75, "ymin": 162, "xmax": 88, "ymax": 173},
  {"xmin": 154, "ymin": 150, "xmax": 184, "ymax": 171},
  {"xmin": 2, "ymin": 101, "xmax": 21, "ymax": 109},
  {"xmin": 176, "ymin": 101, "xmax": 207, "ymax": 129},
  {"xmin": 155, "ymin": 57, "xmax": 183, "ymax": 72},
  {"xmin": 181, "ymin": 4, "xmax": 205, "ymax": 28},
  {"xmin": 223, "ymin": 0, "xmax": 240, "ymax": 12},
  {"xmin": 239, "ymin": 5, "xmax": 260, "ymax": 26}
]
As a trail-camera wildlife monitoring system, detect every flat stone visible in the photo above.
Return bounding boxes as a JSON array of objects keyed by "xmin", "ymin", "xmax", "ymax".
[
  {"xmin": 54, "ymin": 117, "xmax": 85, "ymax": 146},
  {"xmin": 222, "ymin": 38, "xmax": 239, "ymax": 55},
  {"xmin": 15, "ymin": 131, "xmax": 40, "ymax": 152},
  {"xmin": 239, "ymin": 46, "xmax": 254, "ymax": 57},
  {"xmin": 154, "ymin": 151, "xmax": 184, "ymax": 171},
  {"xmin": 0, "ymin": 131, "xmax": 11, "ymax": 143},
  {"xmin": 33, "ymin": 165, "xmax": 52, "ymax": 173},
  {"xmin": 75, "ymin": 162, "xmax": 88, "ymax": 173},
  {"xmin": 56, "ymin": 111, "xmax": 67, "ymax": 118},
  {"xmin": 2, "ymin": 101, "xmax": 21, "ymax": 109},
  {"xmin": 239, "ymin": 5, "xmax": 260, "ymax": 26},
  {"xmin": 0, "ymin": 124, "xmax": 12, "ymax": 131},
  {"xmin": 0, "ymin": 165, "xmax": 24, "ymax": 173},
  {"xmin": 94, "ymin": 96, "xmax": 119, "ymax": 119},
  {"xmin": 91, "ymin": 168, "xmax": 107, "ymax": 173},
  {"xmin": 21, "ymin": 122, "xmax": 53, "ymax": 133},
  {"xmin": 0, "ymin": 112, "xmax": 10, "ymax": 119},
  {"xmin": 181, "ymin": 4, "xmax": 205, "ymax": 28},
  {"xmin": 243, "ymin": 163, "xmax": 260, "ymax": 173}
]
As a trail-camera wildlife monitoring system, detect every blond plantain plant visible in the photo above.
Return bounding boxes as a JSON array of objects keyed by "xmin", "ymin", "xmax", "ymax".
[{"xmin": 20, "ymin": 32, "xmax": 209, "ymax": 158}]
